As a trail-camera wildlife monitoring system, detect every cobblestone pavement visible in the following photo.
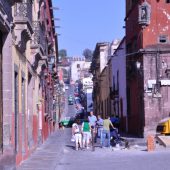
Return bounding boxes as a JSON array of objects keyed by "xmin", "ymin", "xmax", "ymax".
[
  {"xmin": 16, "ymin": 128, "xmax": 170, "ymax": 170},
  {"xmin": 17, "ymin": 129, "xmax": 67, "ymax": 170}
]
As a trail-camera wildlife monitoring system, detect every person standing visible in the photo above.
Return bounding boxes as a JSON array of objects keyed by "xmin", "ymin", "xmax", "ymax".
[
  {"xmin": 82, "ymin": 119, "xmax": 91, "ymax": 149},
  {"xmin": 88, "ymin": 111, "xmax": 97, "ymax": 127},
  {"xmin": 96, "ymin": 114, "xmax": 103, "ymax": 145},
  {"xmin": 88, "ymin": 111, "xmax": 97, "ymax": 143},
  {"xmin": 110, "ymin": 114, "xmax": 120, "ymax": 130},
  {"xmin": 72, "ymin": 120, "xmax": 82, "ymax": 151},
  {"xmin": 101, "ymin": 116, "xmax": 114, "ymax": 148}
]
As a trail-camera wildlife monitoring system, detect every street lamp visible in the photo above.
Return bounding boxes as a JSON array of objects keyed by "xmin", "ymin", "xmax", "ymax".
[
  {"xmin": 52, "ymin": 18, "xmax": 60, "ymax": 21},
  {"xmin": 50, "ymin": 7, "xmax": 60, "ymax": 10},
  {"xmin": 136, "ymin": 61, "xmax": 141, "ymax": 70},
  {"xmin": 136, "ymin": 60, "xmax": 143, "ymax": 76}
]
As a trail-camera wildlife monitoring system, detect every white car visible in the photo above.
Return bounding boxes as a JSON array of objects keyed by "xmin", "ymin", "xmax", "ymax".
[{"xmin": 65, "ymin": 85, "xmax": 69, "ymax": 90}]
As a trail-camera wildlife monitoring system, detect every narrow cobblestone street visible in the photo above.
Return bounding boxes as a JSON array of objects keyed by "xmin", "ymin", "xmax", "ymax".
[
  {"xmin": 16, "ymin": 86, "xmax": 170, "ymax": 170},
  {"xmin": 16, "ymin": 129, "xmax": 67, "ymax": 170},
  {"xmin": 16, "ymin": 127, "xmax": 170, "ymax": 170}
]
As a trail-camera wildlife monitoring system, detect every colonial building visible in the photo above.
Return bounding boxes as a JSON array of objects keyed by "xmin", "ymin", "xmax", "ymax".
[
  {"xmin": 70, "ymin": 57, "xmax": 86, "ymax": 82},
  {"xmin": 126, "ymin": 0, "xmax": 170, "ymax": 136},
  {"xmin": 0, "ymin": 0, "xmax": 59, "ymax": 168},
  {"xmin": 0, "ymin": 0, "xmax": 14, "ymax": 169},
  {"xmin": 91, "ymin": 40, "xmax": 123, "ymax": 121},
  {"xmin": 90, "ymin": 42, "xmax": 110, "ymax": 118},
  {"xmin": 109, "ymin": 38, "xmax": 127, "ymax": 132}
]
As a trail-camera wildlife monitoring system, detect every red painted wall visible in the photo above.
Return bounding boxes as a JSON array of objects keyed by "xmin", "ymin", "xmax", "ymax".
[
  {"xmin": 33, "ymin": 115, "xmax": 38, "ymax": 145},
  {"xmin": 126, "ymin": 0, "xmax": 170, "ymax": 136},
  {"xmin": 126, "ymin": 0, "xmax": 170, "ymax": 49},
  {"xmin": 143, "ymin": 1, "xmax": 170, "ymax": 47}
]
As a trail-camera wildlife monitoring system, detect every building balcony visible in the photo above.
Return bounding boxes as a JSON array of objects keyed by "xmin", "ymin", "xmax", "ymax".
[
  {"xmin": 0, "ymin": 0, "xmax": 12, "ymax": 31},
  {"xmin": 110, "ymin": 88, "xmax": 119, "ymax": 100},
  {"xmin": 9, "ymin": 0, "xmax": 22, "ymax": 4},
  {"xmin": 34, "ymin": 55, "xmax": 48, "ymax": 74},
  {"xmin": 13, "ymin": 2, "xmax": 33, "ymax": 52},
  {"xmin": 31, "ymin": 21, "xmax": 46, "ymax": 55}
]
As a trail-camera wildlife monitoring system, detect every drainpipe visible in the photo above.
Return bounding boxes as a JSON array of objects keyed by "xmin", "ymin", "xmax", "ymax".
[{"xmin": 155, "ymin": 50, "xmax": 160, "ymax": 93}]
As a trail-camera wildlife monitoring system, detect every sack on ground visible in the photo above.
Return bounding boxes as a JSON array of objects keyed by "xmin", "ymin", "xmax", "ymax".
[{"xmin": 71, "ymin": 135, "xmax": 75, "ymax": 142}]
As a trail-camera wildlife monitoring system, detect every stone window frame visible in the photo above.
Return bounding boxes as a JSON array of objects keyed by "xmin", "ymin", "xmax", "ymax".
[
  {"xmin": 138, "ymin": 1, "xmax": 151, "ymax": 26},
  {"xmin": 165, "ymin": 0, "xmax": 170, "ymax": 3},
  {"xmin": 158, "ymin": 35, "xmax": 169, "ymax": 44}
]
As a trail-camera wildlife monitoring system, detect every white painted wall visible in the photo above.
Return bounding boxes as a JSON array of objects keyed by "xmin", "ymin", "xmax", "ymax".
[
  {"xmin": 111, "ymin": 38, "xmax": 127, "ymax": 118},
  {"xmin": 100, "ymin": 45, "xmax": 109, "ymax": 73},
  {"xmin": 71, "ymin": 59, "xmax": 85, "ymax": 82}
]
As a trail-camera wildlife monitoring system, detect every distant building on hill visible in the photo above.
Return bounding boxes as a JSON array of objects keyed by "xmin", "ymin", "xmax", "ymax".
[{"xmin": 70, "ymin": 56, "xmax": 91, "ymax": 82}]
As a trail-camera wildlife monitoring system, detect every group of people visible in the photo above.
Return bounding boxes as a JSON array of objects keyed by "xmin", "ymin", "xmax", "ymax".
[{"xmin": 72, "ymin": 111, "xmax": 120, "ymax": 150}]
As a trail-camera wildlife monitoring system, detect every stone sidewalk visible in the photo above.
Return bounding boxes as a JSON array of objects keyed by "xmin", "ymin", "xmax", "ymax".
[
  {"xmin": 16, "ymin": 128, "xmax": 170, "ymax": 170},
  {"xmin": 17, "ymin": 129, "xmax": 68, "ymax": 170}
]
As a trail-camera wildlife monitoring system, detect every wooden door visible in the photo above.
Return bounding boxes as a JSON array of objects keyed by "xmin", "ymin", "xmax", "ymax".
[{"xmin": 14, "ymin": 72, "xmax": 19, "ymax": 152}]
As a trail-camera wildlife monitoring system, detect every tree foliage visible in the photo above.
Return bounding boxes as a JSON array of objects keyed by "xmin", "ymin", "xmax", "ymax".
[
  {"xmin": 59, "ymin": 49, "xmax": 67, "ymax": 59},
  {"xmin": 83, "ymin": 48, "xmax": 93, "ymax": 61}
]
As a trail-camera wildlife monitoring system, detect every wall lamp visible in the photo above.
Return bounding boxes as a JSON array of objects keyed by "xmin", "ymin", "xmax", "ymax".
[
  {"xmin": 50, "ymin": 7, "xmax": 60, "ymax": 10},
  {"xmin": 54, "ymin": 33, "xmax": 61, "ymax": 36},
  {"xmin": 136, "ymin": 61, "xmax": 143, "ymax": 76},
  {"xmin": 52, "ymin": 18, "xmax": 60, "ymax": 21},
  {"xmin": 53, "ymin": 26, "xmax": 61, "ymax": 28},
  {"xmin": 136, "ymin": 61, "xmax": 141, "ymax": 70}
]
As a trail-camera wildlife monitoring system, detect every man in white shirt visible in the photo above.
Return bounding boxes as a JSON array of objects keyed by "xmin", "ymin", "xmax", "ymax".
[
  {"xmin": 88, "ymin": 111, "xmax": 97, "ymax": 128},
  {"xmin": 88, "ymin": 111, "xmax": 97, "ymax": 143}
]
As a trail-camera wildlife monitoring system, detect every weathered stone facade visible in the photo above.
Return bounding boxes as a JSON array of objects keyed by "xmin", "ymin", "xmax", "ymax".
[
  {"xmin": 0, "ymin": 0, "xmax": 59, "ymax": 168},
  {"xmin": 126, "ymin": 0, "xmax": 170, "ymax": 137},
  {"xmin": 143, "ymin": 46, "xmax": 170, "ymax": 135},
  {"xmin": 0, "ymin": 1, "xmax": 15, "ymax": 169}
]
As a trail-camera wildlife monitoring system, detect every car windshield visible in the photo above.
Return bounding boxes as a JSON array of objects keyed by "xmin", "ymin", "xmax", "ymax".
[{"xmin": 64, "ymin": 117, "xmax": 70, "ymax": 121}]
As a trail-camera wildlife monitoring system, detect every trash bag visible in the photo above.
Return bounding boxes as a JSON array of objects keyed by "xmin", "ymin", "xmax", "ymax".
[{"xmin": 71, "ymin": 135, "xmax": 75, "ymax": 142}]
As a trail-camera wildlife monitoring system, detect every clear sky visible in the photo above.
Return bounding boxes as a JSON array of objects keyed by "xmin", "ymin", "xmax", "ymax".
[{"xmin": 52, "ymin": 0, "xmax": 125, "ymax": 57}]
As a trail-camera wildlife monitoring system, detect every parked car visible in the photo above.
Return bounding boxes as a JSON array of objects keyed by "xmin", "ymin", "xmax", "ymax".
[
  {"xmin": 65, "ymin": 85, "xmax": 69, "ymax": 90},
  {"xmin": 75, "ymin": 108, "xmax": 84, "ymax": 120},
  {"xmin": 60, "ymin": 117, "xmax": 75, "ymax": 127},
  {"xmin": 74, "ymin": 88, "xmax": 79, "ymax": 97},
  {"xmin": 75, "ymin": 97, "xmax": 81, "ymax": 104},
  {"xmin": 68, "ymin": 95, "xmax": 74, "ymax": 105}
]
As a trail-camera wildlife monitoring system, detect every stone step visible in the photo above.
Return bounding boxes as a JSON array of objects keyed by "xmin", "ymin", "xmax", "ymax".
[{"xmin": 156, "ymin": 135, "xmax": 170, "ymax": 147}]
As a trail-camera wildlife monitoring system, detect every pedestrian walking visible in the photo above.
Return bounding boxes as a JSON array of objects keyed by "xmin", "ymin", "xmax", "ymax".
[
  {"xmin": 101, "ymin": 116, "xmax": 114, "ymax": 148},
  {"xmin": 72, "ymin": 120, "xmax": 82, "ymax": 151},
  {"xmin": 82, "ymin": 118, "xmax": 91, "ymax": 149},
  {"xmin": 96, "ymin": 114, "xmax": 103, "ymax": 145}
]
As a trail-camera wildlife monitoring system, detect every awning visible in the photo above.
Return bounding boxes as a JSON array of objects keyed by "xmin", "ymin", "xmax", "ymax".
[
  {"xmin": 147, "ymin": 80, "xmax": 156, "ymax": 88},
  {"xmin": 160, "ymin": 80, "xmax": 170, "ymax": 86}
]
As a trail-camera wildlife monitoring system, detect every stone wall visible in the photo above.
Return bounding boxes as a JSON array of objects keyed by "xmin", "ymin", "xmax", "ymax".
[{"xmin": 143, "ymin": 50, "xmax": 170, "ymax": 136}]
